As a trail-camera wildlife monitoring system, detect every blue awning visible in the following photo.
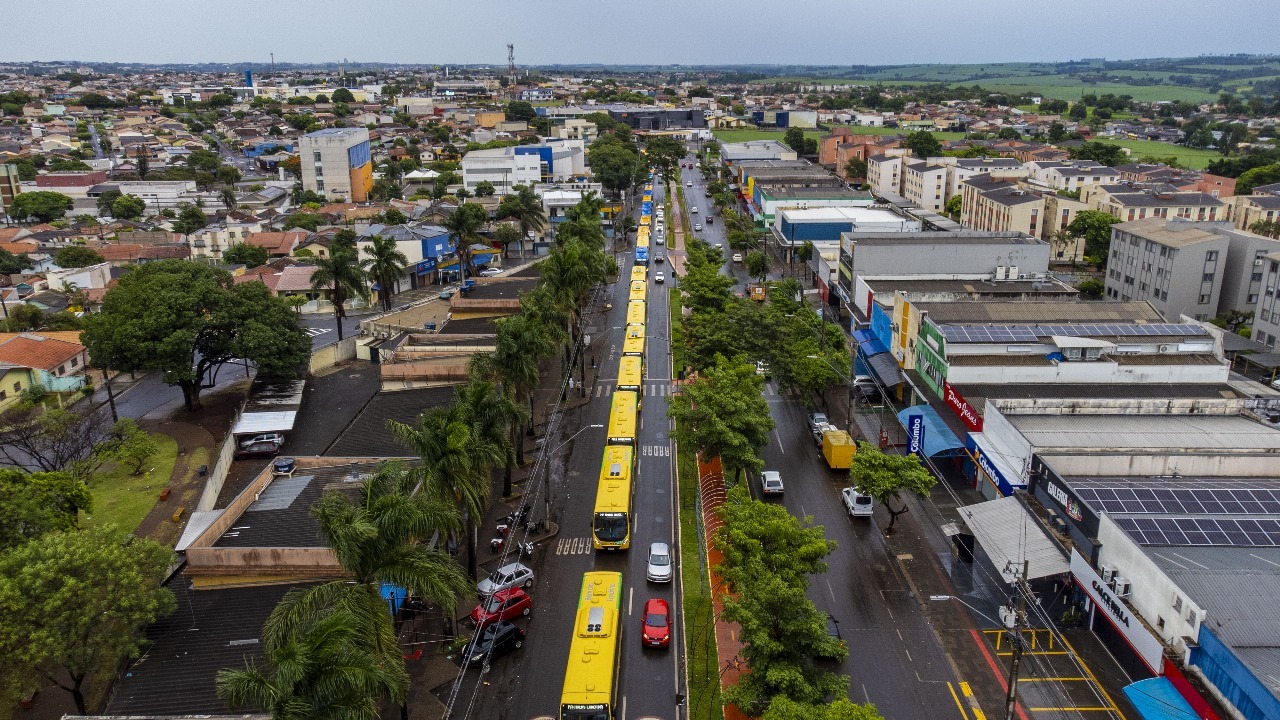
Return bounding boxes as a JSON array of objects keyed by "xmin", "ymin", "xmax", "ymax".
[
  {"xmin": 380, "ymin": 582, "xmax": 408, "ymax": 614},
  {"xmin": 1122, "ymin": 678, "xmax": 1199, "ymax": 720},
  {"xmin": 854, "ymin": 329, "xmax": 890, "ymax": 358},
  {"xmin": 897, "ymin": 405, "xmax": 965, "ymax": 457}
]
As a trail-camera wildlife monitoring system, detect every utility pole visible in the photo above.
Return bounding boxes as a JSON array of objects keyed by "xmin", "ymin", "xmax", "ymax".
[{"xmin": 1005, "ymin": 559, "xmax": 1030, "ymax": 720}]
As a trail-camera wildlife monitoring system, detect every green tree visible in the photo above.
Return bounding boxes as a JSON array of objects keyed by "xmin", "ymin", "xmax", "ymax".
[
  {"xmin": 53, "ymin": 246, "xmax": 105, "ymax": 269},
  {"xmin": 1066, "ymin": 210, "xmax": 1121, "ymax": 267},
  {"xmin": 745, "ymin": 250, "xmax": 769, "ymax": 282},
  {"xmin": 308, "ymin": 249, "xmax": 367, "ymax": 341},
  {"xmin": 361, "ymin": 234, "xmax": 408, "ymax": 311},
  {"xmin": 903, "ymin": 130, "xmax": 942, "ymax": 159},
  {"xmin": 586, "ymin": 141, "xmax": 643, "ymax": 197},
  {"xmin": 1068, "ymin": 102, "xmax": 1088, "ymax": 121},
  {"xmin": 669, "ymin": 354, "xmax": 774, "ymax": 481},
  {"xmin": 331, "ymin": 87, "xmax": 355, "ymax": 104},
  {"xmin": 1075, "ymin": 277, "xmax": 1104, "ymax": 299},
  {"xmin": 1047, "ymin": 121, "xmax": 1068, "ymax": 143},
  {"xmin": 0, "ymin": 526, "xmax": 175, "ymax": 714},
  {"xmin": 369, "ymin": 178, "xmax": 402, "ymax": 201},
  {"xmin": 0, "ymin": 469, "xmax": 92, "ymax": 549},
  {"xmin": 102, "ymin": 418, "xmax": 158, "ymax": 475},
  {"xmin": 95, "ymin": 187, "xmax": 123, "ymax": 215},
  {"xmin": 207, "ymin": 93, "xmax": 235, "ymax": 108},
  {"xmin": 82, "ymin": 261, "xmax": 310, "ymax": 411},
  {"xmin": 135, "ymin": 150, "xmax": 150, "ymax": 179},
  {"xmin": 492, "ymin": 223, "xmax": 522, "ymax": 259},
  {"xmin": 644, "ymin": 136, "xmax": 686, "ymax": 177},
  {"xmin": 843, "ymin": 156, "xmax": 867, "ymax": 180},
  {"xmin": 443, "ymin": 202, "xmax": 489, "ymax": 278},
  {"xmin": 763, "ymin": 697, "xmax": 886, "ymax": 720},
  {"xmin": 456, "ymin": 364, "xmax": 525, "ymax": 510},
  {"xmin": 110, "ymin": 193, "xmax": 147, "ymax": 220},
  {"xmin": 474, "ymin": 180, "xmax": 496, "ymax": 197},
  {"xmin": 217, "ymin": 164, "xmax": 242, "ymax": 185},
  {"xmin": 783, "ymin": 127, "xmax": 807, "ymax": 155},
  {"xmin": 1070, "ymin": 142, "xmax": 1126, "ymax": 167},
  {"xmin": 492, "ymin": 313, "xmax": 554, "ymax": 471},
  {"xmin": 1236, "ymin": 163, "xmax": 1280, "ymax": 195},
  {"xmin": 283, "ymin": 212, "xmax": 325, "ymax": 231},
  {"xmin": 0, "ymin": 404, "xmax": 109, "ymax": 473},
  {"xmin": 172, "ymin": 203, "xmax": 208, "ymax": 234},
  {"xmin": 223, "ymin": 242, "xmax": 270, "ymax": 268},
  {"xmin": 496, "ymin": 184, "xmax": 547, "ymax": 256},
  {"xmin": 11, "ymin": 191, "xmax": 74, "ymax": 222},
  {"xmin": 506, "ymin": 101, "xmax": 537, "ymax": 122},
  {"xmin": 848, "ymin": 442, "xmax": 936, "ymax": 532},
  {"xmin": 795, "ymin": 240, "xmax": 815, "ymax": 279},
  {"xmin": 187, "ymin": 148, "xmax": 221, "ymax": 173}
]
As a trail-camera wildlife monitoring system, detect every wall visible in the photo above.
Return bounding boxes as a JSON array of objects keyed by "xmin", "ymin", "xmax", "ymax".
[
  {"xmin": 851, "ymin": 240, "xmax": 1050, "ymax": 277},
  {"xmin": 195, "ymin": 409, "xmax": 243, "ymax": 512},
  {"xmin": 309, "ymin": 336, "xmax": 358, "ymax": 373},
  {"xmin": 1191, "ymin": 628, "xmax": 1280, "ymax": 720},
  {"xmin": 1038, "ymin": 451, "xmax": 1280, "ymax": 478}
]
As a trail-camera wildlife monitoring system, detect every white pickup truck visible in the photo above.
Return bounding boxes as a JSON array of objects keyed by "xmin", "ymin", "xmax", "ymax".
[{"xmin": 841, "ymin": 487, "xmax": 874, "ymax": 518}]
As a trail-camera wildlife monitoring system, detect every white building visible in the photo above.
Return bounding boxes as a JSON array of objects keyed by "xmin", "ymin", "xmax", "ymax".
[{"xmin": 461, "ymin": 147, "xmax": 541, "ymax": 195}]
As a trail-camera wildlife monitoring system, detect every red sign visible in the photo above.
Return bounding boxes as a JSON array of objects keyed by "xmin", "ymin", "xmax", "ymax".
[{"xmin": 943, "ymin": 381, "xmax": 983, "ymax": 432}]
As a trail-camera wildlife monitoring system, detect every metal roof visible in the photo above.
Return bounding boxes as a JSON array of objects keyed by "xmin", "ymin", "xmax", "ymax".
[
  {"xmin": 1012, "ymin": 414, "xmax": 1280, "ymax": 452},
  {"xmin": 959, "ymin": 496, "xmax": 1070, "ymax": 582},
  {"xmin": 1146, "ymin": 546, "xmax": 1280, "ymax": 647},
  {"xmin": 231, "ymin": 410, "xmax": 297, "ymax": 435}
]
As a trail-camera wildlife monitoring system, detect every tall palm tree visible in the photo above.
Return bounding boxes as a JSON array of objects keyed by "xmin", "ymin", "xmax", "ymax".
[
  {"xmin": 361, "ymin": 234, "xmax": 408, "ymax": 311},
  {"xmin": 500, "ymin": 185, "xmax": 547, "ymax": 257},
  {"xmin": 442, "ymin": 202, "xmax": 488, "ymax": 279},
  {"xmin": 456, "ymin": 362, "xmax": 526, "ymax": 498},
  {"xmin": 493, "ymin": 314, "xmax": 553, "ymax": 454},
  {"xmin": 389, "ymin": 405, "xmax": 502, "ymax": 579},
  {"xmin": 217, "ymin": 598, "xmax": 405, "ymax": 720},
  {"xmin": 309, "ymin": 248, "xmax": 367, "ymax": 341}
]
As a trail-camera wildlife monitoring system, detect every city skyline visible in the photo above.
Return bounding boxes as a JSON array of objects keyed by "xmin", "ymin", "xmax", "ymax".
[{"xmin": 5, "ymin": 0, "xmax": 1277, "ymax": 66}]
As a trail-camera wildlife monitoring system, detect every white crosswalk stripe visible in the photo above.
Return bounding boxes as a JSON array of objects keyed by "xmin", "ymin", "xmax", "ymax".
[
  {"xmin": 555, "ymin": 537, "xmax": 593, "ymax": 555},
  {"xmin": 303, "ymin": 327, "xmax": 330, "ymax": 337}
]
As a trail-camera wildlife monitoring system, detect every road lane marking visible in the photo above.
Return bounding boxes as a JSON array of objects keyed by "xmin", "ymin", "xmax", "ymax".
[
  {"xmin": 628, "ymin": 586, "xmax": 633, "ymax": 616},
  {"xmin": 774, "ymin": 427, "xmax": 784, "ymax": 453},
  {"xmin": 556, "ymin": 537, "xmax": 592, "ymax": 555},
  {"xmin": 947, "ymin": 682, "xmax": 971, "ymax": 720}
]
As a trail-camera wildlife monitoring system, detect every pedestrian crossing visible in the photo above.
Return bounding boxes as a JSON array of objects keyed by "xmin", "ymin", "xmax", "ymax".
[
  {"xmin": 555, "ymin": 537, "xmax": 593, "ymax": 555},
  {"xmin": 592, "ymin": 381, "xmax": 786, "ymax": 397},
  {"xmin": 302, "ymin": 326, "xmax": 331, "ymax": 338}
]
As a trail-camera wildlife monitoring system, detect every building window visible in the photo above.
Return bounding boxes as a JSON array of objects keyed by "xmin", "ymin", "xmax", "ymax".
[
  {"xmin": 1250, "ymin": 294, "xmax": 1259, "ymax": 303},
  {"xmin": 1157, "ymin": 616, "xmax": 1166, "ymax": 631},
  {"xmin": 1206, "ymin": 251, "xmax": 1219, "ymax": 261},
  {"xmin": 13, "ymin": 382, "xmax": 20, "ymax": 392},
  {"xmin": 1199, "ymin": 294, "xmax": 1210, "ymax": 304},
  {"xmin": 313, "ymin": 151, "xmax": 321, "ymax": 162},
  {"xmin": 1203, "ymin": 273, "xmax": 1214, "ymax": 282}
]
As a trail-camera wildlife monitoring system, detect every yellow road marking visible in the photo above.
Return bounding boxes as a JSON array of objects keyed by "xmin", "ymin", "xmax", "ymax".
[
  {"xmin": 1018, "ymin": 677, "xmax": 1089, "ymax": 682},
  {"xmin": 1028, "ymin": 708, "xmax": 1119, "ymax": 713},
  {"xmin": 947, "ymin": 682, "xmax": 970, "ymax": 720},
  {"xmin": 1060, "ymin": 634, "xmax": 1126, "ymax": 720},
  {"xmin": 960, "ymin": 682, "xmax": 974, "ymax": 698}
]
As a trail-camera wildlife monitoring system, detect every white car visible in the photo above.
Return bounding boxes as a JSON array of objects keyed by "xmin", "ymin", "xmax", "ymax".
[
  {"xmin": 478, "ymin": 268, "xmax": 502, "ymax": 277},
  {"xmin": 841, "ymin": 487, "xmax": 874, "ymax": 517},
  {"xmin": 655, "ymin": 236, "xmax": 665, "ymax": 245},
  {"xmin": 690, "ymin": 206, "xmax": 698, "ymax": 213},
  {"xmin": 732, "ymin": 253, "xmax": 743, "ymax": 263},
  {"xmin": 646, "ymin": 542, "xmax": 673, "ymax": 583},
  {"xmin": 694, "ymin": 223, "xmax": 703, "ymax": 231},
  {"xmin": 686, "ymin": 181, "xmax": 693, "ymax": 187},
  {"xmin": 239, "ymin": 432, "xmax": 284, "ymax": 448},
  {"xmin": 1272, "ymin": 377, "xmax": 1280, "ymax": 390},
  {"xmin": 761, "ymin": 470, "xmax": 784, "ymax": 495},
  {"xmin": 477, "ymin": 562, "xmax": 535, "ymax": 597},
  {"xmin": 655, "ymin": 271, "xmax": 666, "ymax": 284}
]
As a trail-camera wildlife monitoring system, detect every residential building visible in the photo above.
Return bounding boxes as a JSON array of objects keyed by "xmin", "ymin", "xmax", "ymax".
[
  {"xmin": 87, "ymin": 180, "xmax": 198, "ymax": 211},
  {"xmin": 1086, "ymin": 184, "xmax": 1226, "ymax": 224},
  {"xmin": 460, "ymin": 147, "xmax": 541, "ymax": 195},
  {"xmin": 1227, "ymin": 190, "xmax": 1280, "ymax": 232},
  {"xmin": 902, "ymin": 160, "xmax": 948, "ymax": 213},
  {"xmin": 551, "ymin": 118, "xmax": 597, "ymax": 143},
  {"xmin": 866, "ymin": 152, "xmax": 911, "ymax": 198},
  {"xmin": 960, "ymin": 175, "xmax": 1044, "ymax": 237},
  {"xmin": 1025, "ymin": 160, "xmax": 1120, "ymax": 192},
  {"xmin": 0, "ymin": 333, "xmax": 90, "ymax": 398},
  {"xmin": 1103, "ymin": 217, "xmax": 1238, "ymax": 320},
  {"xmin": 1252, "ymin": 252, "xmax": 1280, "ymax": 349},
  {"xmin": 943, "ymin": 157, "xmax": 1027, "ymax": 199},
  {"xmin": 244, "ymin": 230, "xmax": 310, "ymax": 258},
  {"xmin": 0, "ymin": 162, "xmax": 19, "ymax": 216},
  {"xmin": 299, "ymin": 128, "xmax": 373, "ymax": 202},
  {"xmin": 839, "ymin": 231, "xmax": 1050, "ymax": 295},
  {"xmin": 1115, "ymin": 162, "xmax": 1236, "ymax": 197}
]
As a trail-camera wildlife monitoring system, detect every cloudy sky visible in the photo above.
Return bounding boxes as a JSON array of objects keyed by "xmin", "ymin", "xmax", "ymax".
[{"xmin": 5, "ymin": 0, "xmax": 1277, "ymax": 66}]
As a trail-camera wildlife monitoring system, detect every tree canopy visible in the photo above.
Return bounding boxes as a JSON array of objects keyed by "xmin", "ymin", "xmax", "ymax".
[
  {"xmin": 0, "ymin": 469, "xmax": 92, "ymax": 550},
  {"xmin": 223, "ymin": 242, "xmax": 270, "ymax": 268},
  {"xmin": 903, "ymin": 131, "xmax": 942, "ymax": 159},
  {"xmin": 668, "ymin": 354, "xmax": 774, "ymax": 480},
  {"xmin": 11, "ymin": 191, "xmax": 74, "ymax": 222},
  {"xmin": 54, "ymin": 246, "xmax": 105, "ymax": 269},
  {"xmin": 1066, "ymin": 210, "xmax": 1121, "ymax": 267},
  {"xmin": 848, "ymin": 442, "xmax": 936, "ymax": 532}
]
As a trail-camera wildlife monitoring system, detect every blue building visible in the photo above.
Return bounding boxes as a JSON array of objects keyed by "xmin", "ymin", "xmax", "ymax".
[{"xmin": 242, "ymin": 141, "xmax": 295, "ymax": 158}]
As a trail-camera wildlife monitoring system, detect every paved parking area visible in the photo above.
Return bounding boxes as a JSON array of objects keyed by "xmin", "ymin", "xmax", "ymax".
[{"xmin": 986, "ymin": 628, "xmax": 1126, "ymax": 720}]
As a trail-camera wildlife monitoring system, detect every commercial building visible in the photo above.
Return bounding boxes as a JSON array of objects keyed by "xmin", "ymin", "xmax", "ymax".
[
  {"xmin": 751, "ymin": 186, "xmax": 874, "ymax": 228},
  {"xmin": 462, "ymin": 141, "xmax": 587, "ymax": 195},
  {"xmin": 750, "ymin": 109, "xmax": 818, "ymax": 128},
  {"xmin": 718, "ymin": 140, "xmax": 797, "ymax": 165},
  {"xmin": 299, "ymin": 128, "xmax": 373, "ymax": 202},
  {"xmin": 1103, "ymin": 217, "xmax": 1280, "ymax": 321},
  {"xmin": 606, "ymin": 108, "xmax": 706, "ymax": 131}
]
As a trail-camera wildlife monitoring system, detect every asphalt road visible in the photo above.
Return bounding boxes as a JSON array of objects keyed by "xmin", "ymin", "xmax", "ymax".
[{"xmin": 443, "ymin": 182, "xmax": 682, "ymax": 720}]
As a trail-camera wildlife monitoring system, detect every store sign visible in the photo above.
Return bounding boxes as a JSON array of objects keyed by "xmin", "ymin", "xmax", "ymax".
[
  {"xmin": 908, "ymin": 415, "xmax": 925, "ymax": 456},
  {"xmin": 943, "ymin": 381, "xmax": 983, "ymax": 432},
  {"xmin": 1047, "ymin": 481, "xmax": 1084, "ymax": 522},
  {"xmin": 1070, "ymin": 550, "xmax": 1164, "ymax": 675}
]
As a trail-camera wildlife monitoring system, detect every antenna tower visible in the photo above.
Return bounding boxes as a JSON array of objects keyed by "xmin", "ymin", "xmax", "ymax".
[
  {"xmin": 507, "ymin": 43, "xmax": 517, "ymax": 96},
  {"xmin": 270, "ymin": 52, "xmax": 275, "ymax": 74}
]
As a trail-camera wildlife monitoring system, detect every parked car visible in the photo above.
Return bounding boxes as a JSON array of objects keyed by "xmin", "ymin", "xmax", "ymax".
[
  {"xmin": 477, "ymin": 562, "xmax": 535, "ymax": 597},
  {"xmin": 239, "ymin": 433, "xmax": 284, "ymax": 448},
  {"xmin": 760, "ymin": 470, "xmax": 784, "ymax": 495},
  {"xmin": 694, "ymin": 223, "xmax": 703, "ymax": 231},
  {"xmin": 460, "ymin": 620, "xmax": 526, "ymax": 666},
  {"xmin": 841, "ymin": 487, "xmax": 874, "ymax": 518},
  {"xmin": 816, "ymin": 614, "xmax": 846, "ymax": 660},
  {"xmin": 470, "ymin": 588, "xmax": 532, "ymax": 628},
  {"xmin": 641, "ymin": 598, "xmax": 671, "ymax": 648},
  {"xmin": 478, "ymin": 268, "xmax": 502, "ymax": 277},
  {"xmin": 655, "ymin": 271, "xmax": 666, "ymax": 284},
  {"xmin": 732, "ymin": 253, "xmax": 743, "ymax": 263},
  {"xmin": 1271, "ymin": 377, "xmax": 1280, "ymax": 390},
  {"xmin": 646, "ymin": 542, "xmax": 673, "ymax": 582},
  {"xmin": 807, "ymin": 412, "xmax": 829, "ymax": 435},
  {"xmin": 235, "ymin": 441, "xmax": 280, "ymax": 460}
]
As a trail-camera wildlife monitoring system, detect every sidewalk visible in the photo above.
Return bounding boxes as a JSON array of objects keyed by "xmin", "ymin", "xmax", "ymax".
[{"xmin": 695, "ymin": 455, "xmax": 750, "ymax": 720}]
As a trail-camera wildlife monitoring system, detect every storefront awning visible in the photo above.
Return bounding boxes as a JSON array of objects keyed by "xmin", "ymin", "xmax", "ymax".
[
  {"xmin": 232, "ymin": 411, "xmax": 297, "ymax": 436},
  {"xmin": 1122, "ymin": 678, "xmax": 1199, "ymax": 720},
  {"xmin": 866, "ymin": 351, "xmax": 904, "ymax": 388},
  {"xmin": 959, "ymin": 496, "xmax": 1070, "ymax": 583},
  {"xmin": 896, "ymin": 405, "xmax": 965, "ymax": 457}
]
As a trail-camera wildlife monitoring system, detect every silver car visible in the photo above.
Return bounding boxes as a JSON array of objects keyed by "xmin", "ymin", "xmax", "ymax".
[
  {"xmin": 646, "ymin": 542, "xmax": 673, "ymax": 583},
  {"xmin": 476, "ymin": 562, "xmax": 535, "ymax": 597}
]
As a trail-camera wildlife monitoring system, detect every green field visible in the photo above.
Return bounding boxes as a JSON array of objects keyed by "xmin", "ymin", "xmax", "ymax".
[
  {"xmin": 84, "ymin": 433, "xmax": 181, "ymax": 531},
  {"xmin": 1089, "ymin": 138, "xmax": 1221, "ymax": 170}
]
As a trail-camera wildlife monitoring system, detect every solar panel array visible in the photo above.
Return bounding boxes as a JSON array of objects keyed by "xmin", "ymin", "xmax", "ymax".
[
  {"xmin": 1115, "ymin": 516, "xmax": 1280, "ymax": 547},
  {"xmin": 938, "ymin": 323, "xmax": 1207, "ymax": 344},
  {"xmin": 1077, "ymin": 486, "xmax": 1280, "ymax": 516}
]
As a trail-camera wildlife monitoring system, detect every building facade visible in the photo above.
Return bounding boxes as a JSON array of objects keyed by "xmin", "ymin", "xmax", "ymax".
[{"xmin": 299, "ymin": 128, "xmax": 373, "ymax": 202}]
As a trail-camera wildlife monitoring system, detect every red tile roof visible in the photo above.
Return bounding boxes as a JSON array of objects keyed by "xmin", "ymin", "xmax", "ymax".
[
  {"xmin": 245, "ymin": 231, "xmax": 308, "ymax": 256},
  {"xmin": 0, "ymin": 334, "xmax": 85, "ymax": 372}
]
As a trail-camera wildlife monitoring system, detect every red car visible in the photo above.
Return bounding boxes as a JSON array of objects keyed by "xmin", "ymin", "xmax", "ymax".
[
  {"xmin": 641, "ymin": 598, "xmax": 671, "ymax": 648},
  {"xmin": 470, "ymin": 588, "xmax": 532, "ymax": 628}
]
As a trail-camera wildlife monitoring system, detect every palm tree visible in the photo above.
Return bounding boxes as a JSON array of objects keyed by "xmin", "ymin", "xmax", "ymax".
[
  {"xmin": 361, "ymin": 234, "xmax": 408, "ymax": 311},
  {"xmin": 217, "ymin": 597, "xmax": 406, "ymax": 720},
  {"xmin": 456, "ymin": 363, "xmax": 526, "ymax": 498},
  {"xmin": 541, "ymin": 240, "xmax": 606, "ymax": 348},
  {"xmin": 220, "ymin": 186, "xmax": 237, "ymax": 211},
  {"xmin": 500, "ymin": 185, "xmax": 547, "ymax": 257},
  {"xmin": 309, "ymin": 248, "xmax": 367, "ymax": 341},
  {"xmin": 442, "ymin": 202, "xmax": 488, "ymax": 279},
  {"xmin": 493, "ymin": 314, "xmax": 553, "ymax": 453},
  {"xmin": 389, "ymin": 405, "xmax": 503, "ymax": 579}
]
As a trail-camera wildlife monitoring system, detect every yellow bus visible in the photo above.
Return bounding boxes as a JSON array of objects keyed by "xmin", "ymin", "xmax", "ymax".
[
  {"xmin": 617, "ymin": 354, "xmax": 644, "ymax": 396},
  {"xmin": 626, "ymin": 300, "xmax": 646, "ymax": 327},
  {"xmin": 630, "ymin": 265, "xmax": 647, "ymax": 283},
  {"xmin": 606, "ymin": 390, "xmax": 638, "ymax": 447},
  {"xmin": 559, "ymin": 571, "xmax": 623, "ymax": 720},
  {"xmin": 629, "ymin": 280, "xmax": 646, "ymax": 304},
  {"xmin": 622, "ymin": 324, "xmax": 645, "ymax": 358},
  {"xmin": 592, "ymin": 446, "xmax": 635, "ymax": 551}
]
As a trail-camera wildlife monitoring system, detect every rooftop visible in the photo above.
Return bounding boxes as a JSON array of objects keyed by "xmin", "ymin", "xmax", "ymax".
[
  {"xmin": 917, "ymin": 300, "xmax": 1164, "ymax": 325},
  {"xmin": 1114, "ymin": 217, "xmax": 1225, "ymax": 247},
  {"xmin": 847, "ymin": 230, "xmax": 1042, "ymax": 246},
  {"xmin": 0, "ymin": 333, "xmax": 84, "ymax": 372},
  {"xmin": 1011, "ymin": 413, "xmax": 1280, "ymax": 452}
]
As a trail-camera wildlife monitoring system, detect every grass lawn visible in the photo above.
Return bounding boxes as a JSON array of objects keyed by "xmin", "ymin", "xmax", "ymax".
[
  {"xmin": 670, "ymin": 289, "xmax": 722, "ymax": 720},
  {"xmin": 1091, "ymin": 138, "xmax": 1222, "ymax": 169},
  {"xmin": 83, "ymin": 433, "xmax": 182, "ymax": 531}
]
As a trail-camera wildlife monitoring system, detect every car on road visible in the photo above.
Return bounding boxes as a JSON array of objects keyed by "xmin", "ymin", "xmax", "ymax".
[
  {"xmin": 235, "ymin": 441, "xmax": 280, "ymax": 460},
  {"xmin": 477, "ymin": 562, "xmax": 535, "ymax": 597},
  {"xmin": 760, "ymin": 470, "xmax": 784, "ymax": 495},
  {"xmin": 656, "ymin": 236, "xmax": 665, "ymax": 245},
  {"xmin": 808, "ymin": 412, "xmax": 829, "ymax": 435},
  {"xmin": 690, "ymin": 206, "xmax": 698, "ymax": 213},
  {"xmin": 470, "ymin": 588, "xmax": 532, "ymax": 628},
  {"xmin": 841, "ymin": 487, "xmax": 874, "ymax": 517},
  {"xmin": 755, "ymin": 360, "xmax": 770, "ymax": 378},
  {"xmin": 641, "ymin": 598, "xmax": 671, "ymax": 648},
  {"xmin": 857, "ymin": 384, "xmax": 886, "ymax": 404},
  {"xmin": 694, "ymin": 223, "xmax": 703, "ymax": 231},
  {"xmin": 655, "ymin": 271, "xmax": 666, "ymax": 283},
  {"xmin": 686, "ymin": 181, "xmax": 693, "ymax": 187},
  {"xmin": 816, "ymin": 614, "xmax": 846, "ymax": 660},
  {"xmin": 478, "ymin": 268, "xmax": 502, "ymax": 277},
  {"xmin": 646, "ymin": 542, "xmax": 673, "ymax": 582},
  {"xmin": 239, "ymin": 432, "xmax": 284, "ymax": 448},
  {"xmin": 655, "ymin": 253, "xmax": 665, "ymax": 264},
  {"xmin": 461, "ymin": 620, "xmax": 526, "ymax": 666},
  {"xmin": 732, "ymin": 253, "xmax": 743, "ymax": 263}
]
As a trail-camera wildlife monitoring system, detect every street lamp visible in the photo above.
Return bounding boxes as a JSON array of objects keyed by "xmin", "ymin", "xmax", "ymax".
[{"xmin": 542, "ymin": 423, "xmax": 605, "ymax": 524}]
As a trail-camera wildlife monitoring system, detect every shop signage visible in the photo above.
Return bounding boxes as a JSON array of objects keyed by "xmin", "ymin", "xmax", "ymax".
[
  {"xmin": 908, "ymin": 415, "xmax": 925, "ymax": 456},
  {"xmin": 943, "ymin": 381, "xmax": 983, "ymax": 432},
  {"xmin": 1047, "ymin": 481, "xmax": 1084, "ymax": 522},
  {"xmin": 1071, "ymin": 550, "xmax": 1164, "ymax": 675}
]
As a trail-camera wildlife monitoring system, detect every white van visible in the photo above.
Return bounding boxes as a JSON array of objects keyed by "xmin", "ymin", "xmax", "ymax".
[{"xmin": 841, "ymin": 487, "xmax": 874, "ymax": 518}]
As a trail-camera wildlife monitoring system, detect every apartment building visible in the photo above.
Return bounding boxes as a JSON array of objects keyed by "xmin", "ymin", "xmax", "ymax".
[
  {"xmin": 299, "ymin": 128, "xmax": 373, "ymax": 202},
  {"xmin": 945, "ymin": 157, "xmax": 1027, "ymax": 199},
  {"xmin": 867, "ymin": 152, "xmax": 910, "ymax": 198},
  {"xmin": 903, "ymin": 160, "xmax": 948, "ymax": 212},
  {"xmin": 1086, "ymin": 184, "xmax": 1226, "ymax": 223},
  {"xmin": 1103, "ymin": 218, "xmax": 1229, "ymax": 320},
  {"xmin": 1253, "ymin": 252, "xmax": 1280, "ymax": 349},
  {"xmin": 1227, "ymin": 191, "xmax": 1280, "ymax": 232},
  {"xmin": 960, "ymin": 175, "xmax": 1043, "ymax": 237},
  {"xmin": 0, "ymin": 163, "xmax": 19, "ymax": 216},
  {"xmin": 551, "ymin": 118, "xmax": 597, "ymax": 143},
  {"xmin": 460, "ymin": 147, "xmax": 541, "ymax": 195},
  {"xmin": 1025, "ymin": 160, "xmax": 1120, "ymax": 192}
]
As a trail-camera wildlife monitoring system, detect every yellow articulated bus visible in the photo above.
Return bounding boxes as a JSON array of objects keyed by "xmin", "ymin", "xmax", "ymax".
[
  {"xmin": 626, "ymin": 300, "xmax": 646, "ymax": 327},
  {"xmin": 629, "ymin": 279, "xmax": 647, "ymax": 304},
  {"xmin": 630, "ymin": 265, "xmax": 648, "ymax": 283},
  {"xmin": 617, "ymin": 354, "xmax": 644, "ymax": 397},
  {"xmin": 592, "ymin": 445, "xmax": 635, "ymax": 550},
  {"xmin": 606, "ymin": 390, "xmax": 638, "ymax": 448},
  {"xmin": 622, "ymin": 324, "xmax": 645, "ymax": 358},
  {"xmin": 559, "ymin": 571, "xmax": 623, "ymax": 720}
]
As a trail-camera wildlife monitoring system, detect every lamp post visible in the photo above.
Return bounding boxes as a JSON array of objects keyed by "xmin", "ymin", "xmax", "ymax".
[{"xmin": 542, "ymin": 423, "xmax": 604, "ymax": 524}]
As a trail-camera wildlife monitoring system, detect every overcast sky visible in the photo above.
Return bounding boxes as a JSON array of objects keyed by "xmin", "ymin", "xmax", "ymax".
[{"xmin": 6, "ymin": 0, "xmax": 1277, "ymax": 66}]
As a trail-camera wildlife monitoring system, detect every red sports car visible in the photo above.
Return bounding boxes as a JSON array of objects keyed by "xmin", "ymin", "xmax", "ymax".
[
  {"xmin": 641, "ymin": 598, "xmax": 671, "ymax": 648},
  {"xmin": 470, "ymin": 588, "xmax": 532, "ymax": 628}
]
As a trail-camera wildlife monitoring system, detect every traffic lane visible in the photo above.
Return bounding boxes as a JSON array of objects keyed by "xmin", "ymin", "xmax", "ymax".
[
  {"xmin": 760, "ymin": 392, "xmax": 963, "ymax": 719},
  {"xmin": 298, "ymin": 313, "xmax": 364, "ymax": 350}
]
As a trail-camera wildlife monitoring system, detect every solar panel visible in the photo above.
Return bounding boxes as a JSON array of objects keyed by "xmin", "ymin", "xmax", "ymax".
[
  {"xmin": 1077, "ymin": 486, "xmax": 1280, "ymax": 515},
  {"xmin": 1116, "ymin": 517, "xmax": 1280, "ymax": 547},
  {"xmin": 939, "ymin": 325, "xmax": 1037, "ymax": 343},
  {"xmin": 1033, "ymin": 323, "xmax": 1207, "ymax": 338}
]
